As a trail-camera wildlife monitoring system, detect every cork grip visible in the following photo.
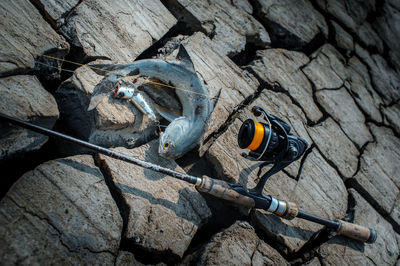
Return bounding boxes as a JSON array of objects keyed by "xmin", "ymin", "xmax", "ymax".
[
  {"xmin": 197, "ymin": 176, "xmax": 256, "ymax": 208},
  {"xmin": 337, "ymin": 220, "xmax": 377, "ymax": 243},
  {"xmin": 282, "ymin": 201, "xmax": 298, "ymax": 220}
]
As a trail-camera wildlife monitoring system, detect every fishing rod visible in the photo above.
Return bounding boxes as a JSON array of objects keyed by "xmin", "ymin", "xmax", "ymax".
[{"xmin": 0, "ymin": 112, "xmax": 376, "ymax": 243}]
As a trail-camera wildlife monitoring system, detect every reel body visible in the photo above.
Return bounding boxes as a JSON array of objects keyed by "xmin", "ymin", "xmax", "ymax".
[{"xmin": 237, "ymin": 106, "xmax": 308, "ymax": 194}]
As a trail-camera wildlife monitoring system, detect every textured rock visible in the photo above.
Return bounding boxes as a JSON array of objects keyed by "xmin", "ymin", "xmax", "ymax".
[
  {"xmin": 193, "ymin": 221, "xmax": 288, "ymax": 265},
  {"xmin": 61, "ymin": 0, "xmax": 176, "ymax": 62},
  {"xmin": 316, "ymin": 87, "xmax": 371, "ymax": 147},
  {"xmin": 331, "ymin": 20, "xmax": 354, "ymax": 54},
  {"xmin": 352, "ymin": 125, "xmax": 400, "ymax": 227},
  {"xmin": 56, "ymin": 64, "xmax": 157, "ymax": 147},
  {"xmin": 383, "ymin": 103, "xmax": 400, "ymax": 135},
  {"xmin": 304, "ymin": 45, "xmax": 382, "ymax": 123},
  {"xmin": 304, "ymin": 45, "xmax": 372, "ymax": 147},
  {"xmin": 315, "ymin": 0, "xmax": 383, "ymax": 52},
  {"xmin": 32, "ymin": 0, "xmax": 80, "ymax": 28},
  {"xmin": 318, "ymin": 189, "xmax": 399, "ymax": 266},
  {"xmin": 303, "ymin": 44, "xmax": 347, "ymax": 90},
  {"xmin": 163, "ymin": 0, "xmax": 270, "ymax": 56},
  {"xmin": 0, "ymin": 75, "xmax": 59, "ymax": 160},
  {"xmin": 97, "ymin": 141, "xmax": 211, "ymax": 258},
  {"xmin": 115, "ymin": 251, "xmax": 143, "ymax": 266},
  {"xmin": 0, "ymin": 0, "xmax": 69, "ymax": 78},
  {"xmin": 206, "ymin": 91, "xmax": 347, "ymax": 253},
  {"xmin": 303, "ymin": 257, "xmax": 322, "ymax": 266},
  {"xmin": 347, "ymin": 57, "xmax": 383, "ymax": 123},
  {"xmin": 355, "ymin": 45, "xmax": 400, "ymax": 104},
  {"xmin": 0, "ymin": 155, "xmax": 122, "ymax": 264},
  {"xmin": 306, "ymin": 118, "xmax": 358, "ymax": 178},
  {"xmin": 373, "ymin": 0, "xmax": 400, "ymax": 72},
  {"xmin": 254, "ymin": 0, "xmax": 328, "ymax": 49},
  {"xmin": 247, "ymin": 48, "xmax": 323, "ymax": 123}
]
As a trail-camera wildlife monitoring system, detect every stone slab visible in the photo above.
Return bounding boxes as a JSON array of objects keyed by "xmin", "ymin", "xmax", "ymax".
[{"xmin": 0, "ymin": 155, "xmax": 122, "ymax": 264}]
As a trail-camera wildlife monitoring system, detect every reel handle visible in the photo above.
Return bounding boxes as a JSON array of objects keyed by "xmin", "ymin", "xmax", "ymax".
[{"xmin": 336, "ymin": 220, "xmax": 377, "ymax": 243}]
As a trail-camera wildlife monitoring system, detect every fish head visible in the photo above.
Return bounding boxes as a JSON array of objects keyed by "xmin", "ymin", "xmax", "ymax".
[
  {"xmin": 158, "ymin": 117, "xmax": 190, "ymax": 160},
  {"xmin": 113, "ymin": 84, "xmax": 136, "ymax": 99}
]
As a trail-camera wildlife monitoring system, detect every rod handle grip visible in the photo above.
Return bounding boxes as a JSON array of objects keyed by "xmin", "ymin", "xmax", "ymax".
[
  {"xmin": 197, "ymin": 176, "xmax": 255, "ymax": 208},
  {"xmin": 337, "ymin": 220, "xmax": 377, "ymax": 243}
]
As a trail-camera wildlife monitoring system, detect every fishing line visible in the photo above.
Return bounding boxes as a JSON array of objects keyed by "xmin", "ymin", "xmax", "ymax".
[{"xmin": 36, "ymin": 54, "xmax": 250, "ymax": 109}]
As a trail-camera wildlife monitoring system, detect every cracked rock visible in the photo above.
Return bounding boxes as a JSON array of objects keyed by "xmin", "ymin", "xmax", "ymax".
[
  {"xmin": 254, "ymin": 0, "xmax": 328, "ymax": 49},
  {"xmin": 352, "ymin": 124, "xmax": 400, "ymax": 228},
  {"xmin": 97, "ymin": 141, "xmax": 212, "ymax": 258},
  {"xmin": 330, "ymin": 20, "xmax": 354, "ymax": 54},
  {"xmin": 32, "ymin": 0, "xmax": 80, "ymax": 28},
  {"xmin": 383, "ymin": 103, "xmax": 400, "ymax": 136},
  {"xmin": 315, "ymin": 0, "xmax": 383, "ymax": 52},
  {"xmin": 306, "ymin": 118, "xmax": 358, "ymax": 178},
  {"xmin": 60, "ymin": 0, "xmax": 176, "ymax": 62},
  {"xmin": 190, "ymin": 221, "xmax": 288, "ymax": 265},
  {"xmin": 163, "ymin": 0, "xmax": 270, "ymax": 57},
  {"xmin": 304, "ymin": 45, "xmax": 373, "ymax": 147},
  {"xmin": 0, "ymin": 0, "xmax": 69, "ymax": 78},
  {"xmin": 315, "ymin": 87, "xmax": 372, "ymax": 147},
  {"xmin": 0, "ymin": 155, "xmax": 122, "ymax": 264},
  {"xmin": 247, "ymin": 48, "xmax": 323, "ymax": 123},
  {"xmin": 0, "ymin": 75, "xmax": 59, "ymax": 161},
  {"xmin": 318, "ymin": 189, "xmax": 399, "ymax": 266},
  {"xmin": 373, "ymin": 0, "xmax": 400, "ymax": 72},
  {"xmin": 355, "ymin": 44, "xmax": 400, "ymax": 105}
]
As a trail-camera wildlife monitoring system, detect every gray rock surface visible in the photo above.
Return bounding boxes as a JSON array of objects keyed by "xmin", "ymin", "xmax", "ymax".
[
  {"xmin": 373, "ymin": 0, "xmax": 400, "ymax": 72},
  {"xmin": 0, "ymin": 155, "xmax": 122, "ymax": 264},
  {"xmin": 330, "ymin": 20, "xmax": 354, "ymax": 54},
  {"xmin": 315, "ymin": 0, "xmax": 383, "ymax": 52},
  {"xmin": 306, "ymin": 118, "xmax": 358, "ymax": 178},
  {"xmin": 32, "ymin": 0, "xmax": 80, "ymax": 28},
  {"xmin": 355, "ymin": 44, "xmax": 400, "ymax": 105},
  {"xmin": 61, "ymin": 0, "xmax": 177, "ymax": 62},
  {"xmin": 0, "ymin": 75, "xmax": 59, "ymax": 160},
  {"xmin": 0, "ymin": 0, "xmax": 69, "ymax": 78},
  {"xmin": 352, "ymin": 125, "xmax": 400, "ymax": 227},
  {"xmin": 97, "ymin": 141, "xmax": 211, "ymax": 258},
  {"xmin": 115, "ymin": 251, "xmax": 143, "ymax": 266},
  {"xmin": 303, "ymin": 257, "xmax": 322, "ymax": 266},
  {"xmin": 315, "ymin": 87, "xmax": 372, "ymax": 147},
  {"xmin": 193, "ymin": 221, "xmax": 288, "ymax": 265},
  {"xmin": 247, "ymin": 49, "xmax": 323, "ymax": 123},
  {"xmin": 254, "ymin": 0, "xmax": 328, "ymax": 49},
  {"xmin": 318, "ymin": 189, "xmax": 400, "ymax": 266},
  {"xmin": 163, "ymin": 0, "xmax": 270, "ymax": 57},
  {"xmin": 383, "ymin": 103, "xmax": 400, "ymax": 135},
  {"xmin": 304, "ymin": 44, "xmax": 373, "ymax": 147}
]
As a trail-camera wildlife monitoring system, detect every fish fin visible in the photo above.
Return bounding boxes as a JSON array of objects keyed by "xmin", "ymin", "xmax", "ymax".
[
  {"xmin": 88, "ymin": 94, "xmax": 106, "ymax": 111},
  {"xmin": 176, "ymin": 44, "xmax": 195, "ymax": 73},
  {"xmin": 155, "ymin": 104, "xmax": 182, "ymax": 122}
]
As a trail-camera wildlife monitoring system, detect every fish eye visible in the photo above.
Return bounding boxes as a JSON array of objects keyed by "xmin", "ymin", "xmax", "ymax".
[{"xmin": 163, "ymin": 142, "xmax": 169, "ymax": 150}]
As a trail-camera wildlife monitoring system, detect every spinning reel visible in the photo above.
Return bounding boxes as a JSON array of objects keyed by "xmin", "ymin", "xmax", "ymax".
[{"xmin": 237, "ymin": 106, "xmax": 308, "ymax": 195}]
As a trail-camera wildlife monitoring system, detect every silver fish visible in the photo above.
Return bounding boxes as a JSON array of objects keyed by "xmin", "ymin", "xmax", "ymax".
[
  {"xmin": 90, "ymin": 45, "xmax": 212, "ymax": 160},
  {"xmin": 113, "ymin": 81, "xmax": 157, "ymax": 121}
]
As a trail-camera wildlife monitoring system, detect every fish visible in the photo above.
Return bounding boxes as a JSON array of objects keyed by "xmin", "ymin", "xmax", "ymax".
[{"xmin": 89, "ymin": 45, "xmax": 213, "ymax": 160}]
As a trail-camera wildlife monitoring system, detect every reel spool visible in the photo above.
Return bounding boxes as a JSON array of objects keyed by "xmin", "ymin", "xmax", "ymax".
[{"xmin": 237, "ymin": 106, "xmax": 308, "ymax": 194}]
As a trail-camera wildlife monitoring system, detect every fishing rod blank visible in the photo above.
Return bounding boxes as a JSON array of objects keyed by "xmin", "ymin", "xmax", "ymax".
[{"xmin": 0, "ymin": 113, "xmax": 376, "ymax": 243}]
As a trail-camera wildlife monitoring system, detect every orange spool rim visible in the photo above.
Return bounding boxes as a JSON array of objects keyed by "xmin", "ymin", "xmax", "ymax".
[{"xmin": 247, "ymin": 122, "xmax": 264, "ymax": 151}]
